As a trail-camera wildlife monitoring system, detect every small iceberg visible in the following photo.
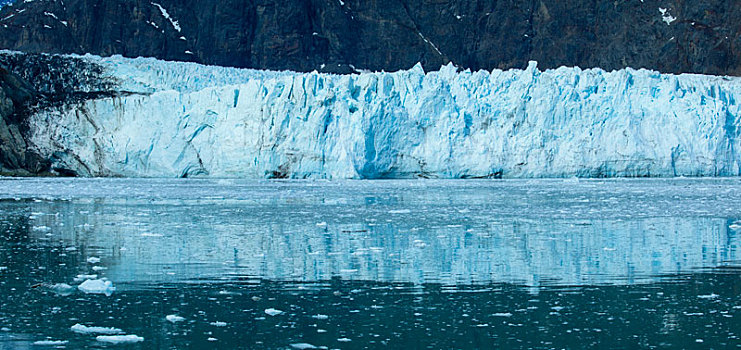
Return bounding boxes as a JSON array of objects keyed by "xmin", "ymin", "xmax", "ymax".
[
  {"xmin": 32, "ymin": 340, "xmax": 69, "ymax": 346},
  {"xmin": 697, "ymin": 293, "xmax": 719, "ymax": 299},
  {"xmin": 48, "ymin": 283, "xmax": 75, "ymax": 296},
  {"xmin": 70, "ymin": 323, "xmax": 123, "ymax": 335},
  {"xmin": 166, "ymin": 314, "xmax": 185, "ymax": 323},
  {"xmin": 96, "ymin": 335, "xmax": 144, "ymax": 344},
  {"xmin": 264, "ymin": 308, "xmax": 283, "ymax": 316},
  {"xmin": 73, "ymin": 274, "xmax": 98, "ymax": 282},
  {"xmin": 78, "ymin": 279, "xmax": 115, "ymax": 296}
]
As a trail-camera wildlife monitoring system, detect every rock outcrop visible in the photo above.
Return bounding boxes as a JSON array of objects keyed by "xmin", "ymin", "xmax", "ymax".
[
  {"xmin": 0, "ymin": 64, "xmax": 49, "ymax": 175},
  {"xmin": 0, "ymin": 0, "xmax": 739, "ymax": 75},
  {"xmin": 0, "ymin": 52, "xmax": 120, "ymax": 176}
]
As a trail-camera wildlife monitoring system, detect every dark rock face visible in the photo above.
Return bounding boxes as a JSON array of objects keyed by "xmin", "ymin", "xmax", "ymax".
[
  {"xmin": 0, "ymin": 65, "xmax": 48, "ymax": 175},
  {"xmin": 0, "ymin": 53, "xmax": 120, "ymax": 102},
  {"xmin": 0, "ymin": 0, "xmax": 739, "ymax": 75},
  {"xmin": 0, "ymin": 52, "xmax": 119, "ymax": 176}
]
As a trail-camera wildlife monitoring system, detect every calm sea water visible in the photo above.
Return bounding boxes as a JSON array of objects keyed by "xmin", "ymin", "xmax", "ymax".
[{"xmin": 0, "ymin": 178, "xmax": 739, "ymax": 349}]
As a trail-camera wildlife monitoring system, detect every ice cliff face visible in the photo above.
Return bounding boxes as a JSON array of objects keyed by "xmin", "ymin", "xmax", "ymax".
[{"xmin": 26, "ymin": 54, "xmax": 741, "ymax": 178}]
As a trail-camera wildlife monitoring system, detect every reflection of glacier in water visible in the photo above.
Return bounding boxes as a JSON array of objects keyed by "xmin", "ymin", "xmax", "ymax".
[{"xmin": 9, "ymin": 178, "xmax": 739, "ymax": 287}]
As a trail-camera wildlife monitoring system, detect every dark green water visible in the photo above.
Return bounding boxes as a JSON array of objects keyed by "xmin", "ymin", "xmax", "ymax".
[{"xmin": 0, "ymin": 178, "xmax": 739, "ymax": 349}]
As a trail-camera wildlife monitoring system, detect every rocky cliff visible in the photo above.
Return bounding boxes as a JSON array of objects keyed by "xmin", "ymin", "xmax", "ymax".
[
  {"xmin": 0, "ymin": 0, "xmax": 739, "ymax": 75},
  {"xmin": 0, "ymin": 52, "xmax": 121, "ymax": 175},
  {"xmin": 0, "ymin": 64, "xmax": 47, "ymax": 175}
]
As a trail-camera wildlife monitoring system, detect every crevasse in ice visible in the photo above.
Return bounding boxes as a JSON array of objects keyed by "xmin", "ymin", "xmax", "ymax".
[{"xmin": 29, "ymin": 55, "xmax": 741, "ymax": 178}]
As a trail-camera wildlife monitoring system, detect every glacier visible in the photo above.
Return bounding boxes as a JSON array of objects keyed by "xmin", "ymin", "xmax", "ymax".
[{"xmin": 26, "ymin": 54, "xmax": 741, "ymax": 178}]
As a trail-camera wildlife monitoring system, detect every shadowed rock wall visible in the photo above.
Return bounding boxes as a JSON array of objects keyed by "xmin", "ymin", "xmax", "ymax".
[{"xmin": 0, "ymin": 0, "xmax": 739, "ymax": 75}]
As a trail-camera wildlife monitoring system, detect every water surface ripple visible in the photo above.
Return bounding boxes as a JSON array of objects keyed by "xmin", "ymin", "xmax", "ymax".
[{"xmin": 0, "ymin": 178, "xmax": 739, "ymax": 349}]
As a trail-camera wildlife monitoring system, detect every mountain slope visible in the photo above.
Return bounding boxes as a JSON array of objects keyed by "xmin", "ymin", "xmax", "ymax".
[{"xmin": 0, "ymin": 0, "xmax": 739, "ymax": 75}]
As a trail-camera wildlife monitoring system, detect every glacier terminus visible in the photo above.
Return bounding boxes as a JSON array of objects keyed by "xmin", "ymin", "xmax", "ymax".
[{"xmin": 19, "ymin": 53, "xmax": 741, "ymax": 178}]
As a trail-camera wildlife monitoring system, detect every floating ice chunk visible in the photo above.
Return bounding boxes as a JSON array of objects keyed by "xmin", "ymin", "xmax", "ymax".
[
  {"xmin": 166, "ymin": 314, "xmax": 185, "ymax": 323},
  {"xmin": 684, "ymin": 312, "xmax": 704, "ymax": 316},
  {"xmin": 71, "ymin": 324, "xmax": 123, "ymax": 335},
  {"xmin": 73, "ymin": 274, "xmax": 98, "ymax": 282},
  {"xmin": 32, "ymin": 340, "xmax": 68, "ymax": 346},
  {"xmin": 49, "ymin": 283, "xmax": 75, "ymax": 296},
  {"xmin": 264, "ymin": 308, "xmax": 283, "ymax": 316},
  {"xmin": 217, "ymin": 290, "xmax": 241, "ymax": 296},
  {"xmin": 207, "ymin": 337, "xmax": 217, "ymax": 341},
  {"xmin": 96, "ymin": 335, "xmax": 144, "ymax": 344},
  {"xmin": 388, "ymin": 209, "xmax": 411, "ymax": 214},
  {"xmin": 78, "ymin": 279, "xmax": 115, "ymax": 296},
  {"xmin": 140, "ymin": 233, "xmax": 163, "ymax": 237},
  {"xmin": 86, "ymin": 257, "xmax": 101, "ymax": 264},
  {"xmin": 413, "ymin": 240, "xmax": 427, "ymax": 248},
  {"xmin": 697, "ymin": 293, "xmax": 719, "ymax": 299}
]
